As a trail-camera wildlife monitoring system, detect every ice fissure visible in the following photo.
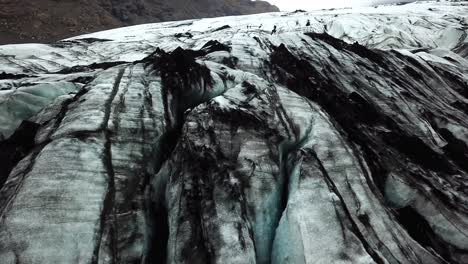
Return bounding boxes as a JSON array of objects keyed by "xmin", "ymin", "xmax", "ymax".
[
  {"xmin": 269, "ymin": 35, "xmax": 467, "ymax": 263},
  {"xmin": 1, "ymin": 2, "xmax": 468, "ymax": 263}
]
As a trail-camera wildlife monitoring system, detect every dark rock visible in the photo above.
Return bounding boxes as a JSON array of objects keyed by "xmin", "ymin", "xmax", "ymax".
[
  {"xmin": 54, "ymin": 61, "xmax": 127, "ymax": 74},
  {"xmin": 212, "ymin": 25, "xmax": 232, "ymax": 32},
  {"xmin": 0, "ymin": 0, "xmax": 279, "ymax": 44},
  {"xmin": 0, "ymin": 72, "xmax": 34, "ymax": 80},
  {"xmin": 174, "ymin": 32, "xmax": 193, "ymax": 38}
]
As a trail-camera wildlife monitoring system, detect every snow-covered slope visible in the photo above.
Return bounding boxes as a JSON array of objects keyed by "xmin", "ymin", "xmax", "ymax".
[
  {"xmin": 1, "ymin": 1, "xmax": 467, "ymax": 75},
  {"xmin": 0, "ymin": 1, "xmax": 467, "ymax": 263}
]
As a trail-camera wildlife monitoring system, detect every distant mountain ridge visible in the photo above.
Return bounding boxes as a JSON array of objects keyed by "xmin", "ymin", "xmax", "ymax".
[{"xmin": 0, "ymin": 0, "xmax": 279, "ymax": 44}]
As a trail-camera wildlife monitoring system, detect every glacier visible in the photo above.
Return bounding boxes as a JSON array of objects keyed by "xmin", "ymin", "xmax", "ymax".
[{"xmin": 0, "ymin": 1, "xmax": 467, "ymax": 263}]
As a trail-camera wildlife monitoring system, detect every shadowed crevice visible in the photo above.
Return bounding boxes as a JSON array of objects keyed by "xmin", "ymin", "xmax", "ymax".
[{"xmin": 0, "ymin": 121, "xmax": 40, "ymax": 190}]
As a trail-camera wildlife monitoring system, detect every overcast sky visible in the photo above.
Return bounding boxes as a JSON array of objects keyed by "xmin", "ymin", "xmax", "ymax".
[{"xmin": 263, "ymin": 0, "xmax": 414, "ymax": 11}]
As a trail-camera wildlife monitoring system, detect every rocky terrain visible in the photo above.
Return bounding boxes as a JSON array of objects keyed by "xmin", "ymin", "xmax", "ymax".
[
  {"xmin": 0, "ymin": 1, "xmax": 467, "ymax": 263},
  {"xmin": 0, "ymin": 0, "xmax": 278, "ymax": 44}
]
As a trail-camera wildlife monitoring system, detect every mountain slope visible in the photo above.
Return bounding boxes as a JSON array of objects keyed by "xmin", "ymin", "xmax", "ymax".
[
  {"xmin": 0, "ymin": 1, "xmax": 467, "ymax": 263},
  {"xmin": 0, "ymin": 0, "xmax": 278, "ymax": 44}
]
